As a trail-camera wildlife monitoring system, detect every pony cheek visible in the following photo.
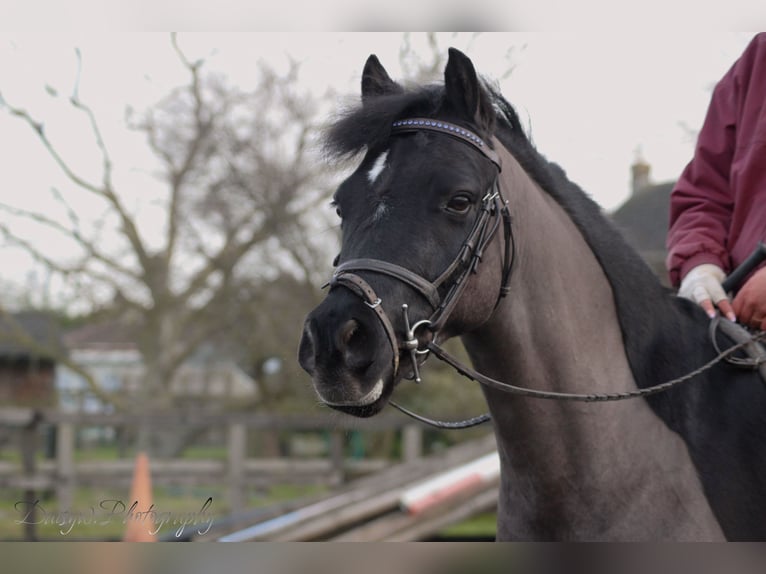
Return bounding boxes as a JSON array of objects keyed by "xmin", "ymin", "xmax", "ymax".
[{"xmin": 450, "ymin": 261, "xmax": 506, "ymax": 332}]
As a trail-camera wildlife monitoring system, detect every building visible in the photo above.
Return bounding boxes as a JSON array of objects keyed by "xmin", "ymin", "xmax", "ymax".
[
  {"xmin": 56, "ymin": 320, "xmax": 259, "ymax": 413},
  {"xmin": 0, "ymin": 311, "xmax": 62, "ymax": 407},
  {"xmin": 610, "ymin": 156, "xmax": 675, "ymax": 286}
]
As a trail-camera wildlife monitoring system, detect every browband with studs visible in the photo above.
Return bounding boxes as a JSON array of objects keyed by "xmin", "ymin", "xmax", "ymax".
[{"xmin": 391, "ymin": 118, "xmax": 501, "ymax": 171}]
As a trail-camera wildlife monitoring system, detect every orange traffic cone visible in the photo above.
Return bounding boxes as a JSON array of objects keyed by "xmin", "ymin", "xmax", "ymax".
[{"xmin": 123, "ymin": 451, "xmax": 157, "ymax": 542}]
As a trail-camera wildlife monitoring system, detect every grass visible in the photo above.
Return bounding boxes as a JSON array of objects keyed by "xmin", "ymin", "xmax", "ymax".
[
  {"xmin": 1, "ymin": 436, "xmax": 492, "ymax": 541},
  {"xmin": 0, "ymin": 444, "xmax": 229, "ymax": 464},
  {"xmin": 0, "ymin": 435, "xmax": 332, "ymax": 540},
  {"xmin": 0, "ymin": 436, "xmax": 326, "ymax": 543},
  {"xmin": 438, "ymin": 511, "xmax": 497, "ymax": 539}
]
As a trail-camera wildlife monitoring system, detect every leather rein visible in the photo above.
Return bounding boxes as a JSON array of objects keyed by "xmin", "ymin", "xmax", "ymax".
[{"xmin": 325, "ymin": 118, "xmax": 766, "ymax": 429}]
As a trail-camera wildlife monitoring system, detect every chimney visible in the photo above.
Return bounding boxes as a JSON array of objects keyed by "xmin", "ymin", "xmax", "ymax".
[{"xmin": 631, "ymin": 147, "xmax": 651, "ymax": 195}]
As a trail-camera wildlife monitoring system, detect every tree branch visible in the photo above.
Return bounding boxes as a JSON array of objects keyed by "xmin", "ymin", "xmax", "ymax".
[
  {"xmin": 70, "ymin": 48, "xmax": 114, "ymax": 191},
  {"xmin": 1, "ymin": 93, "xmax": 153, "ymax": 280},
  {"xmin": 0, "ymin": 200, "xmax": 140, "ymax": 281},
  {"xmin": 178, "ymin": 219, "xmax": 275, "ymax": 305},
  {"xmin": 165, "ymin": 33, "xmax": 212, "ymax": 266},
  {"xmin": 2, "ymin": 97, "xmax": 104, "ymax": 194}
]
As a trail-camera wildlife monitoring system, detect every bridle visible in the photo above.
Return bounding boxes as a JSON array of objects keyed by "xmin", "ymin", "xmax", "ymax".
[
  {"xmin": 324, "ymin": 118, "xmax": 766, "ymax": 429},
  {"xmin": 326, "ymin": 118, "xmax": 512, "ymax": 427}
]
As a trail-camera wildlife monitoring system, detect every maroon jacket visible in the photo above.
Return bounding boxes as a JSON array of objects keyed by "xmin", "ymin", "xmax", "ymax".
[{"xmin": 667, "ymin": 33, "xmax": 766, "ymax": 287}]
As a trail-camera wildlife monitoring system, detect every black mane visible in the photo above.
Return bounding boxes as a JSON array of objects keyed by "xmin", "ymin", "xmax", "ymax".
[
  {"xmin": 486, "ymin": 88, "xmax": 707, "ymax": 395},
  {"xmin": 488, "ymin": 85, "xmax": 766, "ymax": 541}
]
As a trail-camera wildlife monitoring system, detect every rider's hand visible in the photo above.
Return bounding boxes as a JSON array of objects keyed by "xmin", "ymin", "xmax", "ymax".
[
  {"xmin": 733, "ymin": 266, "xmax": 766, "ymax": 331},
  {"xmin": 678, "ymin": 263, "xmax": 736, "ymax": 321}
]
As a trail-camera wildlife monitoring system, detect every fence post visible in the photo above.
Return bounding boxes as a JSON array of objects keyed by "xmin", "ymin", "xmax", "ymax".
[
  {"xmin": 227, "ymin": 421, "xmax": 246, "ymax": 512},
  {"xmin": 56, "ymin": 422, "xmax": 75, "ymax": 513},
  {"xmin": 402, "ymin": 424, "xmax": 423, "ymax": 463},
  {"xmin": 329, "ymin": 430, "xmax": 345, "ymax": 485},
  {"xmin": 19, "ymin": 412, "xmax": 40, "ymax": 541}
]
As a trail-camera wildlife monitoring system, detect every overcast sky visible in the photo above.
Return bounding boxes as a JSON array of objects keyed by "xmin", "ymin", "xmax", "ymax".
[{"xmin": 0, "ymin": 32, "xmax": 756, "ymax": 294}]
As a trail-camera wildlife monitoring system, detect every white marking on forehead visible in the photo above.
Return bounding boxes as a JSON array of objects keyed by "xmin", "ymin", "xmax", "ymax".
[{"xmin": 367, "ymin": 150, "xmax": 389, "ymax": 184}]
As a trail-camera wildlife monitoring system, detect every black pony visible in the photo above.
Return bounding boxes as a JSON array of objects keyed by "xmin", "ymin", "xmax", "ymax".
[{"xmin": 299, "ymin": 48, "xmax": 766, "ymax": 540}]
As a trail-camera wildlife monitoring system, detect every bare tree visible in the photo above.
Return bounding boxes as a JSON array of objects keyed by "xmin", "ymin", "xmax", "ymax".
[{"xmin": 0, "ymin": 36, "xmax": 338, "ymax": 450}]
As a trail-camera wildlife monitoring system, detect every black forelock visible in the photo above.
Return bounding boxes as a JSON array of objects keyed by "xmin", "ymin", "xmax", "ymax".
[
  {"xmin": 322, "ymin": 85, "xmax": 444, "ymax": 161},
  {"xmin": 322, "ymin": 77, "xmax": 508, "ymax": 162}
]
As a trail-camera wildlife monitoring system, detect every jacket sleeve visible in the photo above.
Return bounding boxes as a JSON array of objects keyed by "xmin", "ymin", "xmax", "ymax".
[{"xmin": 666, "ymin": 62, "xmax": 739, "ymax": 287}]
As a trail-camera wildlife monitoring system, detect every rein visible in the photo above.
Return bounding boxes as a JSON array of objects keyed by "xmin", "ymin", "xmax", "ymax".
[
  {"xmin": 325, "ymin": 118, "xmax": 766, "ymax": 430},
  {"xmin": 426, "ymin": 331, "xmax": 766, "ymax": 403},
  {"xmin": 392, "ymin": 326, "xmax": 765, "ymax": 430}
]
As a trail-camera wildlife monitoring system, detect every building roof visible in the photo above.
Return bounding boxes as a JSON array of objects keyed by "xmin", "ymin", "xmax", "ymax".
[
  {"xmin": 0, "ymin": 310, "xmax": 64, "ymax": 360},
  {"xmin": 611, "ymin": 182, "xmax": 674, "ymax": 253},
  {"xmin": 63, "ymin": 320, "xmax": 138, "ymax": 351}
]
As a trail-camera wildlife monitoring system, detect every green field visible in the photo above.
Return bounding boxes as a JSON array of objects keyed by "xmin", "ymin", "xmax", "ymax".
[
  {"xmin": 438, "ymin": 512, "xmax": 497, "ymax": 539},
  {"xmin": 2, "ymin": 438, "xmax": 496, "ymax": 541}
]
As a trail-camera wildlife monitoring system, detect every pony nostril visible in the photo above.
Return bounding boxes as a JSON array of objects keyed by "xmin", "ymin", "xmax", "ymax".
[
  {"xmin": 338, "ymin": 319, "xmax": 374, "ymax": 372},
  {"xmin": 298, "ymin": 321, "xmax": 317, "ymax": 374}
]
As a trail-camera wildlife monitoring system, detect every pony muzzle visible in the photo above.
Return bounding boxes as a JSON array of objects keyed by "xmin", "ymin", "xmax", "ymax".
[{"xmin": 318, "ymin": 378, "xmax": 385, "ymax": 408}]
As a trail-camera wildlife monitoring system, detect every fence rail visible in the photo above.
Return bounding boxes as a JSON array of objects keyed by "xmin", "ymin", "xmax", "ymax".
[{"xmin": 0, "ymin": 407, "xmax": 435, "ymax": 540}]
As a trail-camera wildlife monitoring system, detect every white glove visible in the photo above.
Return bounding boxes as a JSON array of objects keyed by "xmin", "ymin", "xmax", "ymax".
[{"xmin": 678, "ymin": 263, "xmax": 732, "ymax": 318}]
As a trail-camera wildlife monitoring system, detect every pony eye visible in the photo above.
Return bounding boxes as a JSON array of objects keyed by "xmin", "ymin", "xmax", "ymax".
[
  {"xmin": 446, "ymin": 194, "xmax": 473, "ymax": 214},
  {"xmin": 331, "ymin": 200, "xmax": 342, "ymax": 219}
]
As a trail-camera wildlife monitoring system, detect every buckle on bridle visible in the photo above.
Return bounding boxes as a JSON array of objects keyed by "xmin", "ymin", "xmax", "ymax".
[
  {"xmin": 482, "ymin": 190, "xmax": 499, "ymax": 202},
  {"xmin": 402, "ymin": 304, "xmax": 434, "ymax": 383},
  {"xmin": 365, "ymin": 298, "xmax": 382, "ymax": 309}
]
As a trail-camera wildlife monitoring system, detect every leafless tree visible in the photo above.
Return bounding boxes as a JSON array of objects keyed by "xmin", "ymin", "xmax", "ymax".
[{"xmin": 0, "ymin": 35, "xmax": 338, "ymax": 450}]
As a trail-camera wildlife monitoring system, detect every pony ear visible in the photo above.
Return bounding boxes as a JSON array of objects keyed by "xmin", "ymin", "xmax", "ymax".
[
  {"xmin": 362, "ymin": 55, "xmax": 401, "ymax": 102},
  {"xmin": 443, "ymin": 48, "xmax": 494, "ymax": 129}
]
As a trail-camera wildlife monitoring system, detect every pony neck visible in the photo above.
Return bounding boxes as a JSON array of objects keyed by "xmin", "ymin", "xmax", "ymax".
[
  {"xmin": 466, "ymin": 144, "xmax": 638, "ymax": 397},
  {"xmin": 460, "ymin": 143, "xmax": 723, "ymax": 540}
]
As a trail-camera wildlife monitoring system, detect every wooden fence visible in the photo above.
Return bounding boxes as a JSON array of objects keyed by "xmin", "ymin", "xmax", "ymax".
[{"xmin": 0, "ymin": 407, "xmax": 430, "ymax": 539}]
